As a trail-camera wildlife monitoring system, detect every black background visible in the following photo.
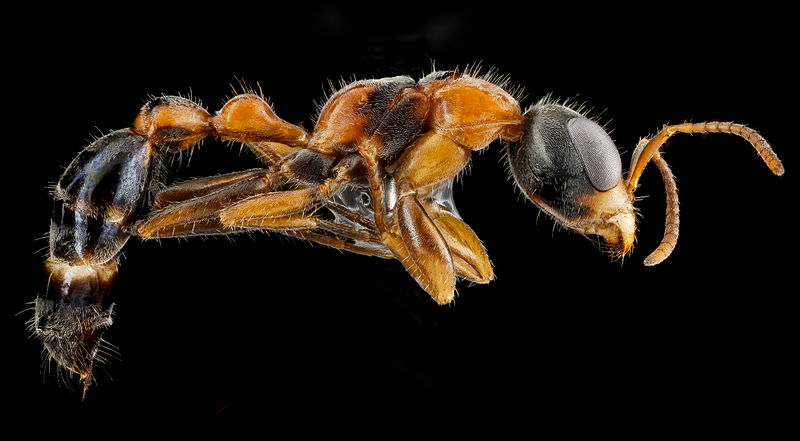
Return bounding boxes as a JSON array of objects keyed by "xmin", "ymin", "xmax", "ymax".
[{"xmin": 7, "ymin": 3, "xmax": 795, "ymax": 434}]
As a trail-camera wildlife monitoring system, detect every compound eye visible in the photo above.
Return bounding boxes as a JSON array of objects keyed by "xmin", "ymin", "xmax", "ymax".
[
  {"xmin": 507, "ymin": 104, "xmax": 626, "ymax": 223},
  {"xmin": 566, "ymin": 117, "xmax": 621, "ymax": 192}
]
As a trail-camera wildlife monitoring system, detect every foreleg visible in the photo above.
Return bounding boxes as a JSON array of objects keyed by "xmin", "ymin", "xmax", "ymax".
[
  {"xmin": 359, "ymin": 133, "xmax": 472, "ymax": 304},
  {"xmin": 424, "ymin": 201, "xmax": 494, "ymax": 284}
]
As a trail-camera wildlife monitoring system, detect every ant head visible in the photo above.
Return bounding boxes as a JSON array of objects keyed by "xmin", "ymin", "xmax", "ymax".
[{"xmin": 506, "ymin": 102, "xmax": 636, "ymax": 258}]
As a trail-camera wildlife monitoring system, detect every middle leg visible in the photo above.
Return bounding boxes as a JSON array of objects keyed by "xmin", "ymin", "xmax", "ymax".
[
  {"xmin": 136, "ymin": 169, "xmax": 394, "ymax": 259},
  {"xmin": 137, "ymin": 168, "xmax": 291, "ymax": 238},
  {"xmin": 218, "ymin": 155, "xmax": 362, "ymax": 229}
]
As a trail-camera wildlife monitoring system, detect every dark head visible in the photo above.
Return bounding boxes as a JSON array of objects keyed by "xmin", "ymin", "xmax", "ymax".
[{"xmin": 506, "ymin": 102, "xmax": 635, "ymax": 257}]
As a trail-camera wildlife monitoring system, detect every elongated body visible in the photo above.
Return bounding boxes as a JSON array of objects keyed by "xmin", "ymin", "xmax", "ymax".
[{"xmin": 35, "ymin": 69, "xmax": 783, "ymax": 395}]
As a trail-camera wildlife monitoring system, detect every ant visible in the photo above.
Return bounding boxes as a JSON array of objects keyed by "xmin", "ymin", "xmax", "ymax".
[{"xmin": 33, "ymin": 68, "xmax": 784, "ymax": 397}]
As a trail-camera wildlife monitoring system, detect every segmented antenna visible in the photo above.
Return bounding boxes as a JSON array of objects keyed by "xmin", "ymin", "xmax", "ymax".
[
  {"xmin": 625, "ymin": 121, "xmax": 784, "ymax": 265},
  {"xmin": 626, "ymin": 121, "xmax": 784, "ymax": 192},
  {"xmin": 643, "ymin": 150, "xmax": 679, "ymax": 266}
]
